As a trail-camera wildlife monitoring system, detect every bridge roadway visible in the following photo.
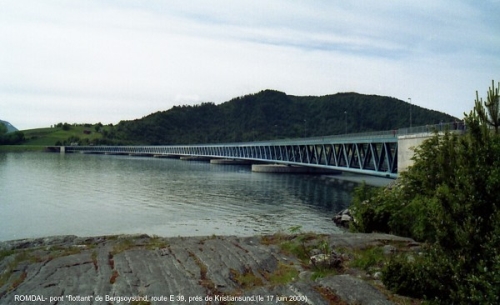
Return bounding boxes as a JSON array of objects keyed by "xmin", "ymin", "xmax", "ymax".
[{"xmin": 65, "ymin": 129, "xmax": 404, "ymax": 178}]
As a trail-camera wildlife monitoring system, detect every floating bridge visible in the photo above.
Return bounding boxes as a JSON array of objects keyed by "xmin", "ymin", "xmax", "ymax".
[
  {"xmin": 63, "ymin": 123, "xmax": 456, "ymax": 179},
  {"xmin": 66, "ymin": 132, "xmax": 402, "ymax": 178}
]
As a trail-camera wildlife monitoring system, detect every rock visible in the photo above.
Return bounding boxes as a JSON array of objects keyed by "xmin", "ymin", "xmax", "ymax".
[
  {"xmin": 382, "ymin": 244, "xmax": 397, "ymax": 255},
  {"xmin": 310, "ymin": 248, "xmax": 322, "ymax": 256},
  {"xmin": 333, "ymin": 209, "xmax": 353, "ymax": 228},
  {"xmin": 373, "ymin": 271, "xmax": 383, "ymax": 280},
  {"xmin": 0, "ymin": 233, "xmax": 419, "ymax": 305},
  {"xmin": 310, "ymin": 250, "xmax": 346, "ymax": 268},
  {"xmin": 310, "ymin": 253, "xmax": 330, "ymax": 266},
  {"xmin": 319, "ymin": 274, "xmax": 395, "ymax": 305}
]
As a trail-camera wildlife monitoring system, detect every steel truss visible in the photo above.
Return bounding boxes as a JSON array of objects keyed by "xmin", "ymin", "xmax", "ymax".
[{"xmin": 67, "ymin": 137, "xmax": 398, "ymax": 178}]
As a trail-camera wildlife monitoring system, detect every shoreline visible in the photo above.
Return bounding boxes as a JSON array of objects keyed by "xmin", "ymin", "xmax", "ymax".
[
  {"xmin": 0, "ymin": 145, "xmax": 47, "ymax": 153},
  {"xmin": 321, "ymin": 173, "xmax": 394, "ymax": 189}
]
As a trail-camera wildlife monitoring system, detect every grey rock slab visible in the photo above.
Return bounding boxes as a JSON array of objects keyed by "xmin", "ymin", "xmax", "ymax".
[
  {"xmin": 0, "ymin": 233, "xmax": 416, "ymax": 305},
  {"xmin": 318, "ymin": 274, "xmax": 395, "ymax": 305},
  {"xmin": 326, "ymin": 232, "xmax": 414, "ymax": 249}
]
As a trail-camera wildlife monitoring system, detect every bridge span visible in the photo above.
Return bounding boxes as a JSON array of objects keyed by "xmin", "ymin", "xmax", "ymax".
[
  {"xmin": 67, "ymin": 133, "xmax": 398, "ymax": 177},
  {"xmin": 63, "ymin": 123, "xmax": 456, "ymax": 179}
]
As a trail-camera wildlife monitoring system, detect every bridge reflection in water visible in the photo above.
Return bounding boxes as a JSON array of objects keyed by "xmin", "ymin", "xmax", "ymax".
[{"xmin": 65, "ymin": 129, "xmax": 402, "ymax": 178}]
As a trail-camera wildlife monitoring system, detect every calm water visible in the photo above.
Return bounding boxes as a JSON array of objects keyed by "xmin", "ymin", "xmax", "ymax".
[{"xmin": 0, "ymin": 152, "xmax": 352, "ymax": 241}]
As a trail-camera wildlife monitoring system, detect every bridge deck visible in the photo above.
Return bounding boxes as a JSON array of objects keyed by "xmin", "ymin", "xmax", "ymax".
[
  {"xmin": 62, "ymin": 123, "xmax": 460, "ymax": 178},
  {"xmin": 66, "ymin": 134, "xmax": 399, "ymax": 178}
]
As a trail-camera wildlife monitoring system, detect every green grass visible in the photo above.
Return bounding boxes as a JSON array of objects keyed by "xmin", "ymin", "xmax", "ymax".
[
  {"xmin": 0, "ymin": 145, "xmax": 46, "ymax": 152},
  {"xmin": 229, "ymin": 267, "xmax": 264, "ymax": 289},
  {"xmin": 22, "ymin": 126, "xmax": 106, "ymax": 146},
  {"xmin": 0, "ymin": 124, "xmax": 113, "ymax": 151},
  {"xmin": 268, "ymin": 262, "xmax": 299, "ymax": 285},
  {"xmin": 311, "ymin": 268, "xmax": 338, "ymax": 280},
  {"xmin": 349, "ymin": 246, "xmax": 386, "ymax": 271}
]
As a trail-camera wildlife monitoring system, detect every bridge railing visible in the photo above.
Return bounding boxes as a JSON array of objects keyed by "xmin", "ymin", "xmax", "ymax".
[
  {"xmin": 397, "ymin": 121, "xmax": 462, "ymax": 135},
  {"xmin": 205, "ymin": 121, "xmax": 460, "ymax": 146},
  {"xmin": 299, "ymin": 121, "xmax": 461, "ymax": 140}
]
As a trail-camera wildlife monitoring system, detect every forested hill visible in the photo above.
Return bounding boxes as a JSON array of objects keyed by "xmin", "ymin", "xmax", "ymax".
[
  {"xmin": 0, "ymin": 120, "xmax": 18, "ymax": 133},
  {"xmin": 109, "ymin": 90, "xmax": 456, "ymax": 145}
]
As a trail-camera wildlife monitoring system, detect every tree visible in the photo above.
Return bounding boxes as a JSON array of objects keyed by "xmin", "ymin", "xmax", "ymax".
[
  {"xmin": 0, "ymin": 123, "xmax": 7, "ymax": 135},
  {"xmin": 62, "ymin": 123, "xmax": 71, "ymax": 131},
  {"xmin": 474, "ymin": 80, "xmax": 500, "ymax": 134},
  {"xmin": 351, "ymin": 81, "xmax": 500, "ymax": 303},
  {"xmin": 95, "ymin": 122, "xmax": 103, "ymax": 132}
]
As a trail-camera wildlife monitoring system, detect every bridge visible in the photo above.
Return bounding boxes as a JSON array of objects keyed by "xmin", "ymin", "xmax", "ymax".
[{"xmin": 63, "ymin": 123, "xmax": 457, "ymax": 179}]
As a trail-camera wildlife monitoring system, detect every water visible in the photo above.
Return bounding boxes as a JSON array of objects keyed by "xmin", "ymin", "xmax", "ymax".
[{"xmin": 0, "ymin": 152, "xmax": 352, "ymax": 241}]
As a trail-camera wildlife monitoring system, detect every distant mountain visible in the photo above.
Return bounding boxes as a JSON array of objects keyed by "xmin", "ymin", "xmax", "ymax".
[
  {"xmin": 0, "ymin": 120, "xmax": 18, "ymax": 133},
  {"xmin": 106, "ymin": 90, "xmax": 457, "ymax": 145}
]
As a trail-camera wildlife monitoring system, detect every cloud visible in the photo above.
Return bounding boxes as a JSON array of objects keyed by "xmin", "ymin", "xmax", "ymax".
[{"xmin": 0, "ymin": 0, "xmax": 499, "ymax": 130}]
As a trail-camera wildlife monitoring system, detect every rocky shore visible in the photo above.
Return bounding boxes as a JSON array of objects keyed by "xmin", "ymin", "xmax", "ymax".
[{"xmin": 0, "ymin": 233, "xmax": 420, "ymax": 305}]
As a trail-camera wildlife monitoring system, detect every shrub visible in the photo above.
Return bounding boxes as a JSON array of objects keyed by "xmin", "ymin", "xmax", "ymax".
[{"xmin": 352, "ymin": 81, "xmax": 500, "ymax": 303}]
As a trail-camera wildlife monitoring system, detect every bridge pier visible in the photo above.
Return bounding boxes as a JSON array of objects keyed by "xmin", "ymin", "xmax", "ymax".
[
  {"xmin": 397, "ymin": 133, "xmax": 434, "ymax": 172},
  {"xmin": 129, "ymin": 153, "xmax": 154, "ymax": 157},
  {"xmin": 251, "ymin": 164, "xmax": 341, "ymax": 174},
  {"xmin": 210, "ymin": 159, "xmax": 252, "ymax": 165},
  {"xmin": 180, "ymin": 156, "xmax": 211, "ymax": 161},
  {"xmin": 154, "ymin": 154, "xmax": 180, "ymax": 159}
]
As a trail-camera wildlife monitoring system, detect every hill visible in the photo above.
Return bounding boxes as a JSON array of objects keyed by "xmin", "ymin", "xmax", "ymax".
[
  {"xmin": 21, "ymin": 123, "xmax": 110, "ymax": 146},
  {"xmin": 108, "ymin": 90, "xmax": 456, "ymax": 145},
  {"xmin": 0, "ymin": 120, "xmax": 18, "ymax": 133},
  {"xmin": 9, "ymin": 90, "xmax": 457, "ymax": 147},
  {"xmin": 0, "ymin": 120, "xmax": 24, "ymax": 146}
]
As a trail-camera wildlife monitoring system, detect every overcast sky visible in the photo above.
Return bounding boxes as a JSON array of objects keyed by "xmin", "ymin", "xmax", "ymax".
[{"xmin": 1, "ymin": 0, "xmax": 499, "ymax": 130}]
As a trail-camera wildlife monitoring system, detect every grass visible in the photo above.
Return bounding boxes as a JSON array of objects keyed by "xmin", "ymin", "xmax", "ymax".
[
  {"xmin": 0, "ymin": 145, "xmax": 46, "ymax": 152},
  {"xmin": 349, "ymin": 246, "xmax": 386, "ymax": 271},
  {"xmin": 25, "ymin": 125, "xmax": 106, "ymax": 145},
  {"xmin": 0, "ymin": 244, "xmax": 90, "ymax": 289},
  {"xmin": 229, "ymin": 267, "xmax": 264, "ymax": 288},
  {"xmin": 0, "ymin": 248, "xmax": 69, "ymax": 289},
  {"xmin": 10, "ymin": 271, "xmax": 27, "ymax": 291},
  {"xmin": 144, "ymin": 236, "xmax": 169, "ymax": 250},
  {"xmin": 110, "ymin": 237, "xmax": 135, "ymax": 255},
  {"xmin": 188, "ymin": 251, "xmax": 216, "ymax": 291},
  {"xmin": 261, "ymin": 230, "xmax": 324, "ymax": 264},
  {"xmin": 110, "ymin": 236, "xmax": 170, "ymax": 255},
  {"xmin": 261, "ymin": 231, "xmax": 411, "ymax": 286},
  {"xmin": 314, "ymin": 286, "xmax": 350, "ymax": 305},
  {"xmin": 0, "ymin": 249, "xmax": 16, "ymax": 260},
  {"xmin": 311, "ymin": 267, "xmax": 339, "ymax": 280},
  {"xmin": 0, "ymin": 251, "xmax": 30, "ymax": 288},
  {"xmin": 91, "ymin": 251, "xmax": 98, "ymax": 270},
  {"xmin": 1, "ymin": 124, "xmax": 112, "ymax": 151},
  {"xmin": 229, "ymin": 262, "xmax": 299, "ymax": 289},
  {"xmin": 267, "ymin": 262, "xmax": 299, "ymax": 285}
]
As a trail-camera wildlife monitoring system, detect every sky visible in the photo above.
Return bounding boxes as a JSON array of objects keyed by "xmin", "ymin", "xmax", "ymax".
[{"xmin": 1, "ymin": 0, "xmax": 499, "ymax": 130}]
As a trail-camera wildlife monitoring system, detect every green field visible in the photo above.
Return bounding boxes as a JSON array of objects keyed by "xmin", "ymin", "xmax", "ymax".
[
  {"xmin": 21, "ymin": 125, "xmax": 107, "ymax": 146},
  {"xmin": 0, "ymin": 124, "xmax": 110, "ymax": 152},
  {"xmin": 0, "ymin": 145, "xmax": 46, "ymax": 152}
]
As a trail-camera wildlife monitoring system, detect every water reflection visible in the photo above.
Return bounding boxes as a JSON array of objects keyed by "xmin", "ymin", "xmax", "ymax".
[{"xmin": 0, "ymin": 153, "xmax": 352, "ymax": 241}]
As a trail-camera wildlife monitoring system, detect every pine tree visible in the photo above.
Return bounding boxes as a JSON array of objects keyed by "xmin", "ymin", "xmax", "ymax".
[{"xmin": 474, "ymin": 80, "xmax": 500, "ymax": 134}]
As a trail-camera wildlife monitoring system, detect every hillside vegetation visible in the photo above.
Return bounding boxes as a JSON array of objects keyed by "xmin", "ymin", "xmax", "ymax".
[
  {"xmin": 109, "ymin": 90, "xmax": 455, "ymax": 145},
  {"xmin": 5, "ymin": 90, "xmax": 456, "ymax": 147}
]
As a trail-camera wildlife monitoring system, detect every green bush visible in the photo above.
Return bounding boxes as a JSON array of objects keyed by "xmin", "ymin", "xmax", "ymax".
[
  {"xmin": 351, "ymin": 81, "xmax": 500, "ymax": 304},
  {"xmin": 350, "ymin": 181, "xmax": 437, "ymax": 242}
]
